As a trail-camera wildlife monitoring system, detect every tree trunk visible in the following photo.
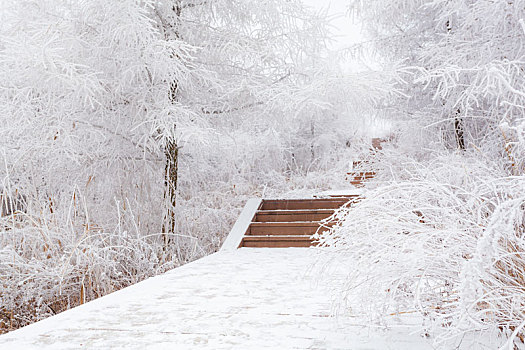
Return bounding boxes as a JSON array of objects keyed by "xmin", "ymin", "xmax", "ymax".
[
  {"xmin": 162, "ymin": 84, "xmax": 179, "ymax": 245},
  {"xmin": 454, "ymin": 109, "xmax": 465, "ymax": 151},
  {"xmin": 446, "ymin": 23, "xmax": 466, "ymax": 151},
  {"xmin": 161, "ymin": 2, "xmax": 182, "ymax": 247},
  {"xmin": 163, "ymin": 137, "xmax": 178, "ymax": 251}
]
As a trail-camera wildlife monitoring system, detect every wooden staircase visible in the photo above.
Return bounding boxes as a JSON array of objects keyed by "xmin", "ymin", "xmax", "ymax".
[
  {"xmin": 221, "ymin": 138, "xmax": 386, "ymax": 250},
  {"xmin": 347, "ymin": 170, "xmax": 376, "ymax": 187},
  {"xmin": 345, "ymin": 137, "xmax": 384, "ymax": 187},
  {"xmin": 224, "ymin": 196, "xmax": 357, "ymax": 249}
]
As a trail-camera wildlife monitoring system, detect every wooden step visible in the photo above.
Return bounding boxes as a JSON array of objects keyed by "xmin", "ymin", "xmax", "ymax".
[
  {"xmin": 241, "ymin": 235, "xmax": 316, "ymax": 248},
  {"xmin": 226, "ymin": 197, "xmax": 354, "ymax": 249},
  {"xmin": 372, "ymin": 137, "xmax": 384, "ymax": 150},
  {"xmin": 261, "ymin": 198, "xmax": 352, "ymax": 210},
  {"xmin": 347, "ymin": 171, "xmax": 376, "ymax": 179},
  {"xmin": 248, "ymin": 222, "xmax": 332, "ymax": 236},
  {"xmin": 352, "ymin": 160, "xmax": 364, "ymax": 168},
  {"xmin": 254, "ymin": 209, "xmax": 334, "ymax": 222}
]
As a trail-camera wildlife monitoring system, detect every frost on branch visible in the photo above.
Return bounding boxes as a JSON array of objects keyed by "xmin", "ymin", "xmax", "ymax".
[
  {"xmin": 318, "ymin": 148, "xmax": 525, "ymax": 346},
  {"xmin": 0, "ymin": 0, "xmax": 392, "ymax": 332}
]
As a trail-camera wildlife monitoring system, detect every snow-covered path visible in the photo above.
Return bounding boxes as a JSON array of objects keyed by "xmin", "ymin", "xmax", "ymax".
[{"xmin": 0, "ymin": 248, "xmax": 435, "ymax": 349}]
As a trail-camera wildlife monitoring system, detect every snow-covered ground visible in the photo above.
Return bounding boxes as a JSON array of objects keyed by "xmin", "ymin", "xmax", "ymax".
[{"xmin": 0, "ymin": 248, "xmax": 493, "ymax": 349}]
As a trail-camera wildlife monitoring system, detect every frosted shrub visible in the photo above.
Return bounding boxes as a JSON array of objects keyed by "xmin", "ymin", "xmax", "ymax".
[
  {"xmin": 334, "ymin": 1, "xmax": 525, "ymax": 343},
  {"xmin": 461, "ymin": 197, "xmax": 525, "ymax": 347},
  {"xmin": 318, "ymin": 151, "xmax": 525, "ymax": 347},
  {"xmin": 0, "ymin": 195, "xmax": 171, "ymax": 331}
]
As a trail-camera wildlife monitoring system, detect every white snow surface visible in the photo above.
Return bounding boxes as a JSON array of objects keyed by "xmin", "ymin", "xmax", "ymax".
[{"xmin": 0, "ymin": 248, "xmax": 448, "ymax": 349}]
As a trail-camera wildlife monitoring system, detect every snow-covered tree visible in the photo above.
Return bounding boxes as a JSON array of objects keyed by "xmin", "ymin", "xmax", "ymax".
[
  {"xmin": 317, "ymin": 1, "xmax": 525, "ymax": 347},
  {"xmin": 352, "ymin": 0, "xmax": 525, "ymax": 168},
  {"xmin": 0, "ymin": 0, "xmax": 392, "ymax": 332}
]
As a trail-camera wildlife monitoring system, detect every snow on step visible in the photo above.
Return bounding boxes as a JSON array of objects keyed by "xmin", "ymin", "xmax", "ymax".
[{"xmin": 0, "ymin": 249, "xmax": 438, "ymax": 349}]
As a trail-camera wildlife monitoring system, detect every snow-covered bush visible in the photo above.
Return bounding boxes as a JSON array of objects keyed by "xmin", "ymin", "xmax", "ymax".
[
  {"xmin": 317, "ymin": 1, "xmax": 525, "ymax": 345},
  {"xmin": 318, "ymin": 138, "xmax": 525, "ymax": 346}
]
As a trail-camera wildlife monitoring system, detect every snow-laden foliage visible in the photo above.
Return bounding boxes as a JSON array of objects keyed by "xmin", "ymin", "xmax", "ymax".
[
  {"xmin": 0, "ymin": 0, "xmax": 394, "ymax": 332},
  {"xmin": 316, "ymin": 0, "xmax": 525, "ymax": 347},
  {"xmin": 352, "ymin": 0, "xmax": 525, "ymax": 171},
  {"xmin": 319, "ymin": 142, "xmax": 525, "ymax": 346}
]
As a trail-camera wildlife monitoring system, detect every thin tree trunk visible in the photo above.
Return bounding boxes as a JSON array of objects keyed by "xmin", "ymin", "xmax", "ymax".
[
  {"xmin": 163, "ymin": 137, "xmax": 178, "ymax": 239},
  {"xmin": 445, "ymin": 22, "xmax": 466, "ymax": 151},
  {"xmin": 162, "ymin": 81, "xmax": 180, "ymax": 246},
  {"xmin": 454, "ymin": 109, "xmax": 465, "ymax": 150},
  {"xmin": 161, "ymin": 2, "xmax": 182, "ymax": 248}
]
